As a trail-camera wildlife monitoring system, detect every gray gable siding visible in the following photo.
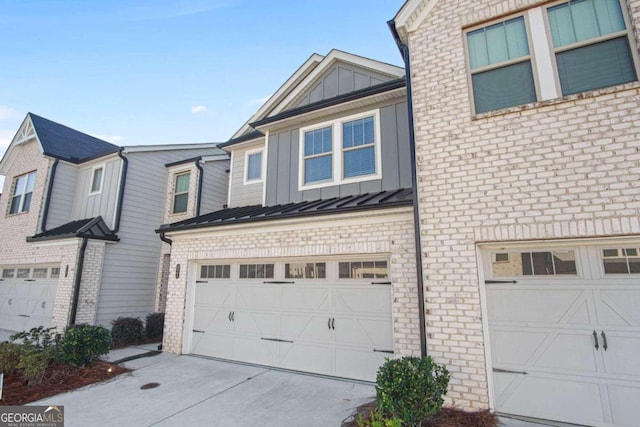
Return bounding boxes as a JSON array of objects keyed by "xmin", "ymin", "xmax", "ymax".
[
  {"xmin": 72, "ymin": 157, "xmax": 121, "ymax": 228},
  {"xmin": 95, "ymin": 147, "xmax": 228, "ymax": 326},
  {"xmin": 46, "ymin": 162, "xmax": 78, "ymax": 230},
  {"xmin": 265, "ymin": 100, "xmax": 411, "ymax": 206},
  {"xmin": 228, "ymin": 142, "xmax": 264, "ymax": 208},
  {"xmin": 200, "ymin": 160, "xmax": 229, "ymax": 214},
  {"xmin": 294, "ymin": 63, "xmax": 393, "ymax": 108}
]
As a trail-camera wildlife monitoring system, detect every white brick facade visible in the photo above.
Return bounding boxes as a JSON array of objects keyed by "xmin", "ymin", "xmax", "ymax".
[
  {"xmin": 403, "ymin": 0, "xmax": 640, "ymax": 409},
  {"xmin": 162, "ymin": 208, "xmax": 423, "ymax": 358}
]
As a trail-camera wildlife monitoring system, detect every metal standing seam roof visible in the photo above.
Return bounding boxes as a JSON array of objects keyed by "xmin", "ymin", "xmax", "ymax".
[
  {"xmin": 157, "ymin": 188, "xmax": 413, "ymax": 233},
  {"xmin": 29, "ymin": 113, "xmax": 121, "ymax": 164},
  {"xmin": 27, "ymin": 217, "xmax": 119, "ymax": 243}
]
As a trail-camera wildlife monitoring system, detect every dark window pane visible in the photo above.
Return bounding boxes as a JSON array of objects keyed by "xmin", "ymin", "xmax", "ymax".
[
  {"xmin": 200, "ymin": 266, "xmax": 208, "ymax": 278},
  {"xmin": 629, "ymin": 259, "xmax": 640, "ymax": 274},
  {"xmin": 265, "ymin": 264, "xmax": 274, "ymax": 279},
  {"xmin": 557, "ymin": 37, "xmax": 637, "ymax": 96},
  {"xmin": 521, "ymin": 253, "xmax": 533, "ymax": 276},
  {"xmin": 472, "ymin": 61, "xmax": 536, "ymax": 113},
  {"xmin": 604, "ymin": 258, "xmax": 629, "ymax": 274},
  {"xmin": 305, "ymin": 155, "xmax": 332, "ymax": 183},
  {"xmin": 532, "ymin": 252, "xmax": 554, "ymax": 275},
  {"xmin": 603, "ymin": 249, "xmax": 620, "ymax": 257},
  {"xmin": 239, "ymin": 265, "xmax": 248, "ymax": 279},
  {"xmin": 10, "ymin": 195, "xmax": 21, "ymax": 214},
  {"xmin": 374, "ymin": 261, "xmax": 388, "ymax": 278},
  {"xmin": 553, "ymin": 251, "xmax": 577, "ymax": 275},
  {"xmin": 344, "ymin": 146, "xmax": 375, "ymax": 178},
  {"xmin": 316, "ymin": 263, "xmax": 326, "ymax": 279},
  {"xmin": 624, "ymin": 248, "xmax": 638, "ymax": 257},
  {"xmin": 173, "ymin": 193, "xmax": 188, "ymax": 213},
  {"xmin": 339, "ymin": 262, "xmax": 349, "ymax": 278},
  {"xmin": 214, "ymin": 266, "xmax": 223, "ymax": 279},
  {"xmin": 22, "ymin": 193, "xmax": 32, "ymax": 212},
  {"xmin": 222, "ymin": 265, "xmax": 230, "ymax": 278}
]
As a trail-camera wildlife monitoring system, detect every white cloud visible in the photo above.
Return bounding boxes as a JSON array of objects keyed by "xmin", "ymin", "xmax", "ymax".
[
  {"xmin": 247, "ymin": 95, "xmax": 271, "ymax": 106},
  {"xmin": 191, "ymin": 105, "xmax": 209, "ymax": 114},
  {"xmin": 90, "ymin": 134, "xmax": 123, "ymax": 144},
  {"xmin": 0, "ymin": 106, "xmax": 22, "ymax": 121}
]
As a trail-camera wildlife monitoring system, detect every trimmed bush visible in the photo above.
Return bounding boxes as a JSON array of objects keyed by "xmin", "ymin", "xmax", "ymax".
[
  {"xmin": 145, "ymin": 312, "xmax": 165, "ymax": 340},
  {"xmin": 0, "ymin": 342, "xmax": 23, "ymax": 375},
  {"xmin": 19, "ymin": 346, "xmax": 53, "ymax": 386},
  {"xmin": 111, "ymin": 317, "xmax": 143, "ymax": 347},
  {"xmin": 376, "ymin": 356, "xmax": 450, "ymax": 427},
  {"xmin": 10, "ymin": 326, "xmax": 58, "ymax": 351},
  {"xmin": 58, "ymin": 324, "xmax": 112, "ymax": 367}
]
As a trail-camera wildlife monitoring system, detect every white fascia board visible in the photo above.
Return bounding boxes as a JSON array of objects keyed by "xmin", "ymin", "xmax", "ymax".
[
  {"xmin": 201, "ymin": 154, "xmax": 230, "ymax": 163},
  {"xmin": 270, "ymin": 50, "xmax": 405, "ymax": 117},
  {"xmin": 123, "ymin": 143, "xmax": 222, "ymax": 153},
  {"xmin": 222, "ymin": 137, "xmax": 266, "ymax": 152},
  {"xmin": 0, "ymin": 115, "xmax": 40, "ymax": 173},
  {"xmin": 231, "ymin": 53, "xmax": 325, "ymax": 140},
  {"xmin": 394, "ymin": 0, "xmax": 440, "ymax": 42}
]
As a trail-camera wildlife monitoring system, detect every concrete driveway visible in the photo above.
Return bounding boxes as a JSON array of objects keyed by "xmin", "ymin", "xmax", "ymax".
[{"xmin": 36, "ymin": 353, "xmax": 375, "ymax": 427}]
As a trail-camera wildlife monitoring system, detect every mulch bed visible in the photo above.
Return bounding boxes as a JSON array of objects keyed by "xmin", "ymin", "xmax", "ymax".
[
  {"xmin": 343, "ymin": 400, "xmax": 499, "ymax": 427},
  {"xmin": 0, "ymin": 361, "xmax": 129, "ymax": 405}
]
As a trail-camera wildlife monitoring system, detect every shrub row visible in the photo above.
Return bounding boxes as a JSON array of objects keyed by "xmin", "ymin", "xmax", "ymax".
[{"xmin": 111, "ymin": 312, "xmax": 164, "ymax": 347}]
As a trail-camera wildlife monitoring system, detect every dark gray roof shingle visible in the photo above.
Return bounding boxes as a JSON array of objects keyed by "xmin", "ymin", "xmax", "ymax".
[
  {"xmin": 27, "ymin": 217, "xmax": 119, "ymax": 242},
  {"xmin": 30, "ymin": 113, "xmax": 120, "ymax": 164},
  {"xmin": 158, "ymin": 188, "xmax": 413, "ymax": 233}
]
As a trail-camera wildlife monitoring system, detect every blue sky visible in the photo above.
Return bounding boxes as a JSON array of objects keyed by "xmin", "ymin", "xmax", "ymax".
[{"xmin": 0, "ymin": 0, "xmax": 405, "ymax": 189}]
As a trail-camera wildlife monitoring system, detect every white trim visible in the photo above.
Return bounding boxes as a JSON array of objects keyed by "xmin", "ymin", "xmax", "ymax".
[
  {"xmin": 123, "ymin": 143, "xmax": 221, "ymax": 153},
  {"xmin": 395, "ymin": 0, "xmax": 440, "ymax": 35},
  {"xmin": 172, "ymin": 171, "xmax": 191, "ymax": 214},
  {"xmin": 243, "ymin": 148, "xmax": 264, "ymax": 185},
  {"xmin": 298, "ymin": 109, "xmax": 382, "ymax": 191},
  {"xmin": 262, "ymin": 130, "xmax": 269, "ymax": 206},
  {"xmin": 528, "ymin": 8, "xmax": 560, "ymax": 101},
  {"xmin": 88, "ymin": 164, "xmax": 105, "ymax": 196},
  {"xmin": 227, "ymin": 151, "xmax": 234, "ymax": 207}
]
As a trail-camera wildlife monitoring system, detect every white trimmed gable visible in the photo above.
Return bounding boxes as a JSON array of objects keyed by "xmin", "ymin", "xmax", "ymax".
[
  {"xmin": 0, "ymin": 115, "xmax": 42, "ymax": 175},
  {"xmin": 394, "ymin": 0, "xmax": 441, "ymax": 43}
]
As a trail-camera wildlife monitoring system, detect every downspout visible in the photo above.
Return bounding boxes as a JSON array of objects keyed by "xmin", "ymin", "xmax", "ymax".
[
  {"xmin": 69, "ymin": 237, "xmax": 88, "ymax": 326},
  {"xmin": 388, "ymin": 19, "xmax": 428, "ymax": 358},
  {"xmin": 159, "ymin": 232, "xmax": 172, "ymax": 246},
  {"xmin": 40, "ymin": 158, "xmax": 59, "ymax": 232},
  {"xmin": 112, "ymin": 148, "xmax": 128, "ymax": 233},
  {"xmin": 195, "ymin": 158, "xmax": 203, "ymax": 217}
]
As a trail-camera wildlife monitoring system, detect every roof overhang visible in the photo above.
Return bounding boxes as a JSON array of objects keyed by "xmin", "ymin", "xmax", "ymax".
[
  {"xmin": 27, "ymin": 217, "xmax": 119, "ymax": 243},
  {"xmin": 393, "ymin": 0, "xmax": 441, "ymax": 44}
]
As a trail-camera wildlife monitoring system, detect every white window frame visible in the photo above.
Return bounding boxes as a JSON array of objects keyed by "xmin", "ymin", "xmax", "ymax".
[
  {"xmin": 464, "ymin": 0, "xmax": 640, "ymax": 115},
  {"xmin": 298, "ymin": 109, "xmax": 382, "ymax": 191},
  {"xmin": 172, "ymin": 172, "xmax": 190, "ymax": 214},
  {"xmin": 8, "ymin": 171, "xmax": 36, "ymax": 215},
  {"xmin": 243, "ymin": 148, "xmax": 264, "ymax": 184},
  {"xmin": 89, "ymin": 164, "xmax": 105, "ymax": 195}
]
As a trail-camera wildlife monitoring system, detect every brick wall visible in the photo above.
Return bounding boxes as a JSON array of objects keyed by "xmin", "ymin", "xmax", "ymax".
[
  {"xmin": 74, "ymin": 241, "xmax": 106, "ymax": 324},
  {"xmin": 162, "ymin": 209, "xmax": 422, "ymax": 358},
  {"xmin": 406, "ymin": 0, "xmax": 640, "ymax": 409}
]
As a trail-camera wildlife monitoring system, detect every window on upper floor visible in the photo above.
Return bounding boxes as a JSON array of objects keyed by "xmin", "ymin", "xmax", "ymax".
[
  {"xmin": 465, "ymin": 0, "xmax": 638, "ymax": 114},
  {"xmin": 299, "ymin": 109, "xmax": 381, "ymax": 190},
  {"xmin": 9, "ymin": 171, "xmax": 36, "ymax": 215},
  {"xmin": 89, "ymin": 165, "xmax": 104, "ymax": 195},
  {"xmin": 244, "ymin": 149, "xmax": 263, "ymax": 183},
  {"xmin": 173, "ymin": 172, "xmax": 190, "ymax": 214}
]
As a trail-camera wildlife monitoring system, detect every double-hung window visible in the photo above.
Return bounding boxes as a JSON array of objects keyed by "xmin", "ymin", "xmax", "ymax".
[
  {"xmin": 300, "ymin": 110, "xmax": 380, "ymax": 189},
  {"xmin": 9, "ymin": 171, "xmax": 36, "ymax": 215},
  {"xmin": 465, "ymin": 0, "xmax": 638, "ymax": 114},
  {"xmin": 245, "ymin": 149, "xmax": 263, "ymax": 183},
  {"xmin": 172, "ymin": 173, "xmax": 190, "ymax": 214}
]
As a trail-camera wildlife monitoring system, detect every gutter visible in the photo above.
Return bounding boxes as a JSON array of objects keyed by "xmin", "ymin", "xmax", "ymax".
[
  {"xmin": 113, "ymin": 148, "xmax": 128, "ymax": 233},
  {"xmin": 195, "ymin": 158, "xmax": 203, "ymax": 217},
  {"xmin": 69, "ymin": 237, "xmax": 88, "ymax": 326},
  {"xmin": 40, "ymin": 158, "xmax": 59, "ymax": 232},
  {"xmin": 388, "ymin": 19, "xmax": 428, "ymax": 358},
  {"xmin": 159, "ymin": 232, "xmax": 172, "ymax": 246}
]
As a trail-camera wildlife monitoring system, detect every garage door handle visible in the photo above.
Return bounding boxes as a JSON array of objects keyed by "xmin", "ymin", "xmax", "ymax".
[
  {"xmin": 601, "ymin": 331, "xmax": 608, "ymax": 351},
  {"xmin": 593, "ymin": 330, "xmax": 599, "ymax": 350},
  {"xmin": 192, "ymin": 329, "xmax": 205, "ymax": 333},
  {"xmin": 261, "ymin": 337, "xmax": 293, "ymax": 343},
  {"xmin": 24, "ymin": 279, "xmax": 35, "ymax": 282},
  {"xmin": 18, "ymin": 314, "xmax": 30, "ymax": 318},
  {"xmin": 493, "ymin": 368, "xmax": 528, "ymax": 375},
  {"xmin": 373, "ymin": 349, "xmax": 394, "ymax": 354},
  {"xmin": 262, "ymin": 281, "xmax": 295, "ymax": 284},
  {"xmin": 371, "ymin": 281, "xmax": 391, "ymax": 285},
  {"xmin": 196, "ymin": 280, "xmax": 207, "ymax": 283},
  {"xmin": 485, "ymin": 280, "xmax": 518, "ymax": 284}
]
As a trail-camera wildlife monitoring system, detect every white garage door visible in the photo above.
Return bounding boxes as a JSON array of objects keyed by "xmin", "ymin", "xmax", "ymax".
[
  {"xmin": 0, "ymin": 266, "xmax": 60, "ymax": 332},
  {"xmin": 187, "ymin": 259, "xmax": 394, "ymax": 382},
  {"xmin": 482, "ymin": 242, "xmax": 640, "ymax": 427}
]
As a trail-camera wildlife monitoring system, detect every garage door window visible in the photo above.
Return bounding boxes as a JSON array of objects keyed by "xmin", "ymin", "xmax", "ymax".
[
  {"xmin": 200, "ymin": 265, "xmax": 231, "ymax": 279},
  {"xmin": 492, "ymin": 251, "xmax": 577, "ymax": 276},
  {"xmin": 239, "ymin": 263, "xmax": 274, "ymax": 279},
  {"xmin": 339, "ymin": 261, "xmax": 388, "ymax": 279},
  {"xmin": 603, "ymin": 248, "xmax": 640, "ymax": 274},
  {"xmin": 285, "ymin": 262, "xmax": 326, "ymax": 279},
  {"xmin": 2, "ymin": 269, "xmax": 15, "ymax": 278},
  {"xmin": 32, "ymin": 268, "xmax": 48, "ymax": 279},
  {"xmin": 17, "ymin": 269, "xmax": 30, "ymax": 279},
  {"xmin": 50, "ymin": 268, "xmax": 60, "ymax": 279}
]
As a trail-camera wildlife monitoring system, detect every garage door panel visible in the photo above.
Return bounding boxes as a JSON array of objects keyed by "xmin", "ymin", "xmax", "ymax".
[
  {"xmin": 597, "ymin": 290, "xmax": 640, "ymax": 327},
  {"xmin": 334, "ymin": 287, "xmax": 391, "ymax": 316},
  {"xmin": 280, "ymin": 314, "xmax": 332, "ymax": 343},
  {"xmin": 496, "ymin": 374, "xmax": 606, "ymax": 425},
  {"xmin": 335, "ymin": 348, "xmax": 387, "ymax": 382},
  {"xmin": 191, "ymin": 333, "xmax": 234, "ymax": 359},
  {"xmin": 487, "ymin": 289, "xmax": 589, "ymax": 325},
  {"xmin": 491, "ymin": 329, "xmax": 549, "ymax": 366},
  {"xmin": 601, "ymin": 333, "xmax": 640, "ymax": 378},
  {"xmin": 608, "ymin": 382, "xmax": 640, "ymax": 427},
  {"xmin": 279, "ymin": 342, "xmax": 333, "ymax": 377},
  {"xmin": 334, "ymin": 317, "xmax": 393, "ymax": 348},
  {"xmin": 281, "ymin": 287, "xmax": 331, "ymax": 313},
  {"xmin": 533, "ymin": 333, "xmax": 600, "ymax": 374},
  {"xmin": 193, "ymin": 308, "xmax": 232, "ymax": 333},
  {"xmin": 233, "ymin": 311, "xmax": 279, "ymax": 337},
  {"xmin": 236, "ymin": 286, "xmax": 280, "ymax": 311},
  {"xmin": 233, "ymin": 336, "xmax": 278, "ymax": 366},
  {"xmin": 195, "ymin": 285, "xmax": 234, "ymax": 307}
]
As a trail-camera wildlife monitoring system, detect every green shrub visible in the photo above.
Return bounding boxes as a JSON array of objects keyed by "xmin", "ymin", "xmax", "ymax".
[
  {"xmin": 19, "ymin": 346, "xmax": 54, "ymax": 386},
  {"xmin": 58, "ymin": 324, "xmax": 112, "ymax": 367},
  {"xmin": 145, "ymin": 312, "xmax": 165, "ymax": 340},
  {"xmin": 10, "ymin": 326, "xmax": 58, "ymax": 351},
  {"xmin": 111, "ymin": 317, "xmax": 143, "ymax": 347},
  {"xmin": 0, "ymin": 342, "xmax": 23, "ymax": 375},
  {"xmin": 357, "ymin": 407, "xmax": 403, "ymax": 427},
  {"xmin": 376, "ymin": 356, "xmax": 450, "ymax": 427}
]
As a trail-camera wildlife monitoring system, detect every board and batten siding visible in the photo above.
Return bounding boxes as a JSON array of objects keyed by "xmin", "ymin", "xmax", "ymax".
[
  {"xmin": 265, "ymin": 100, "xmax": 411, "ymax": 205},
  {"xmin": 95, "ymin": 147, "xmax": 227, "ymax": 326},
  {"xmin": 227, "ymin": 140, "xmax": 264, "ymax": 208},
  {"xmin": 71, "ymin": 156, "xmax": 121, "ymax": 228},
  {"xmin": 45, "ymin": 162, "xmax": 78, "ymax": 230},
  {"xmin": 200, "ymin": 160, "xmax": 229, "ymax": 214},
  {"xmin": 294, "ymin": 62, "xmax": 395, "ymax": 108}
]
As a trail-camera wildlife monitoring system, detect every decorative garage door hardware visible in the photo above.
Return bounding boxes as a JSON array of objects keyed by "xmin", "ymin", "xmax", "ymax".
[
  {"xmin": 593, "ymin": 331, "xmax": 609, "ymax": 351},
  {"xmin": 192, "ymin": 329, "xmax": 205, "ymax": 333},
  {"xmin": 261, "ymin": 337, "xmax": 294, "ymax": 343},
  {"xmin": 493, "ymin": 368, "xmax": 528, "ymax": 375},
  {"xmin": 196, "ymin": 280, "xmax": 207, "ymax": 283},
  {"xmin": 373, "ymin": 349, "xmax": 394, "ymax": 354},
  {"xmin": 228, "ymin": 311, "xmax": 235, "ymax": 322},
  {"xmin": 25, "ymin": 279, "xmax": 35, "ymax": 282},
  {"xmin": 327, "ymin": 318, "xmax": 335, "ymax": 330},
  {"xmin": 485, "ymin": 280, "xmax": 518, "ymax": 284},
  {"xmin": 19, "ymin": 314, "xmax": 30, "ymax": 318},
  {"xmin": 371, "ymin": 281, "xmax": 392, "ymax": 285},
  {"xmin": 263, "ymin": 281, "xmax": 295, "ymax": 284}
]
